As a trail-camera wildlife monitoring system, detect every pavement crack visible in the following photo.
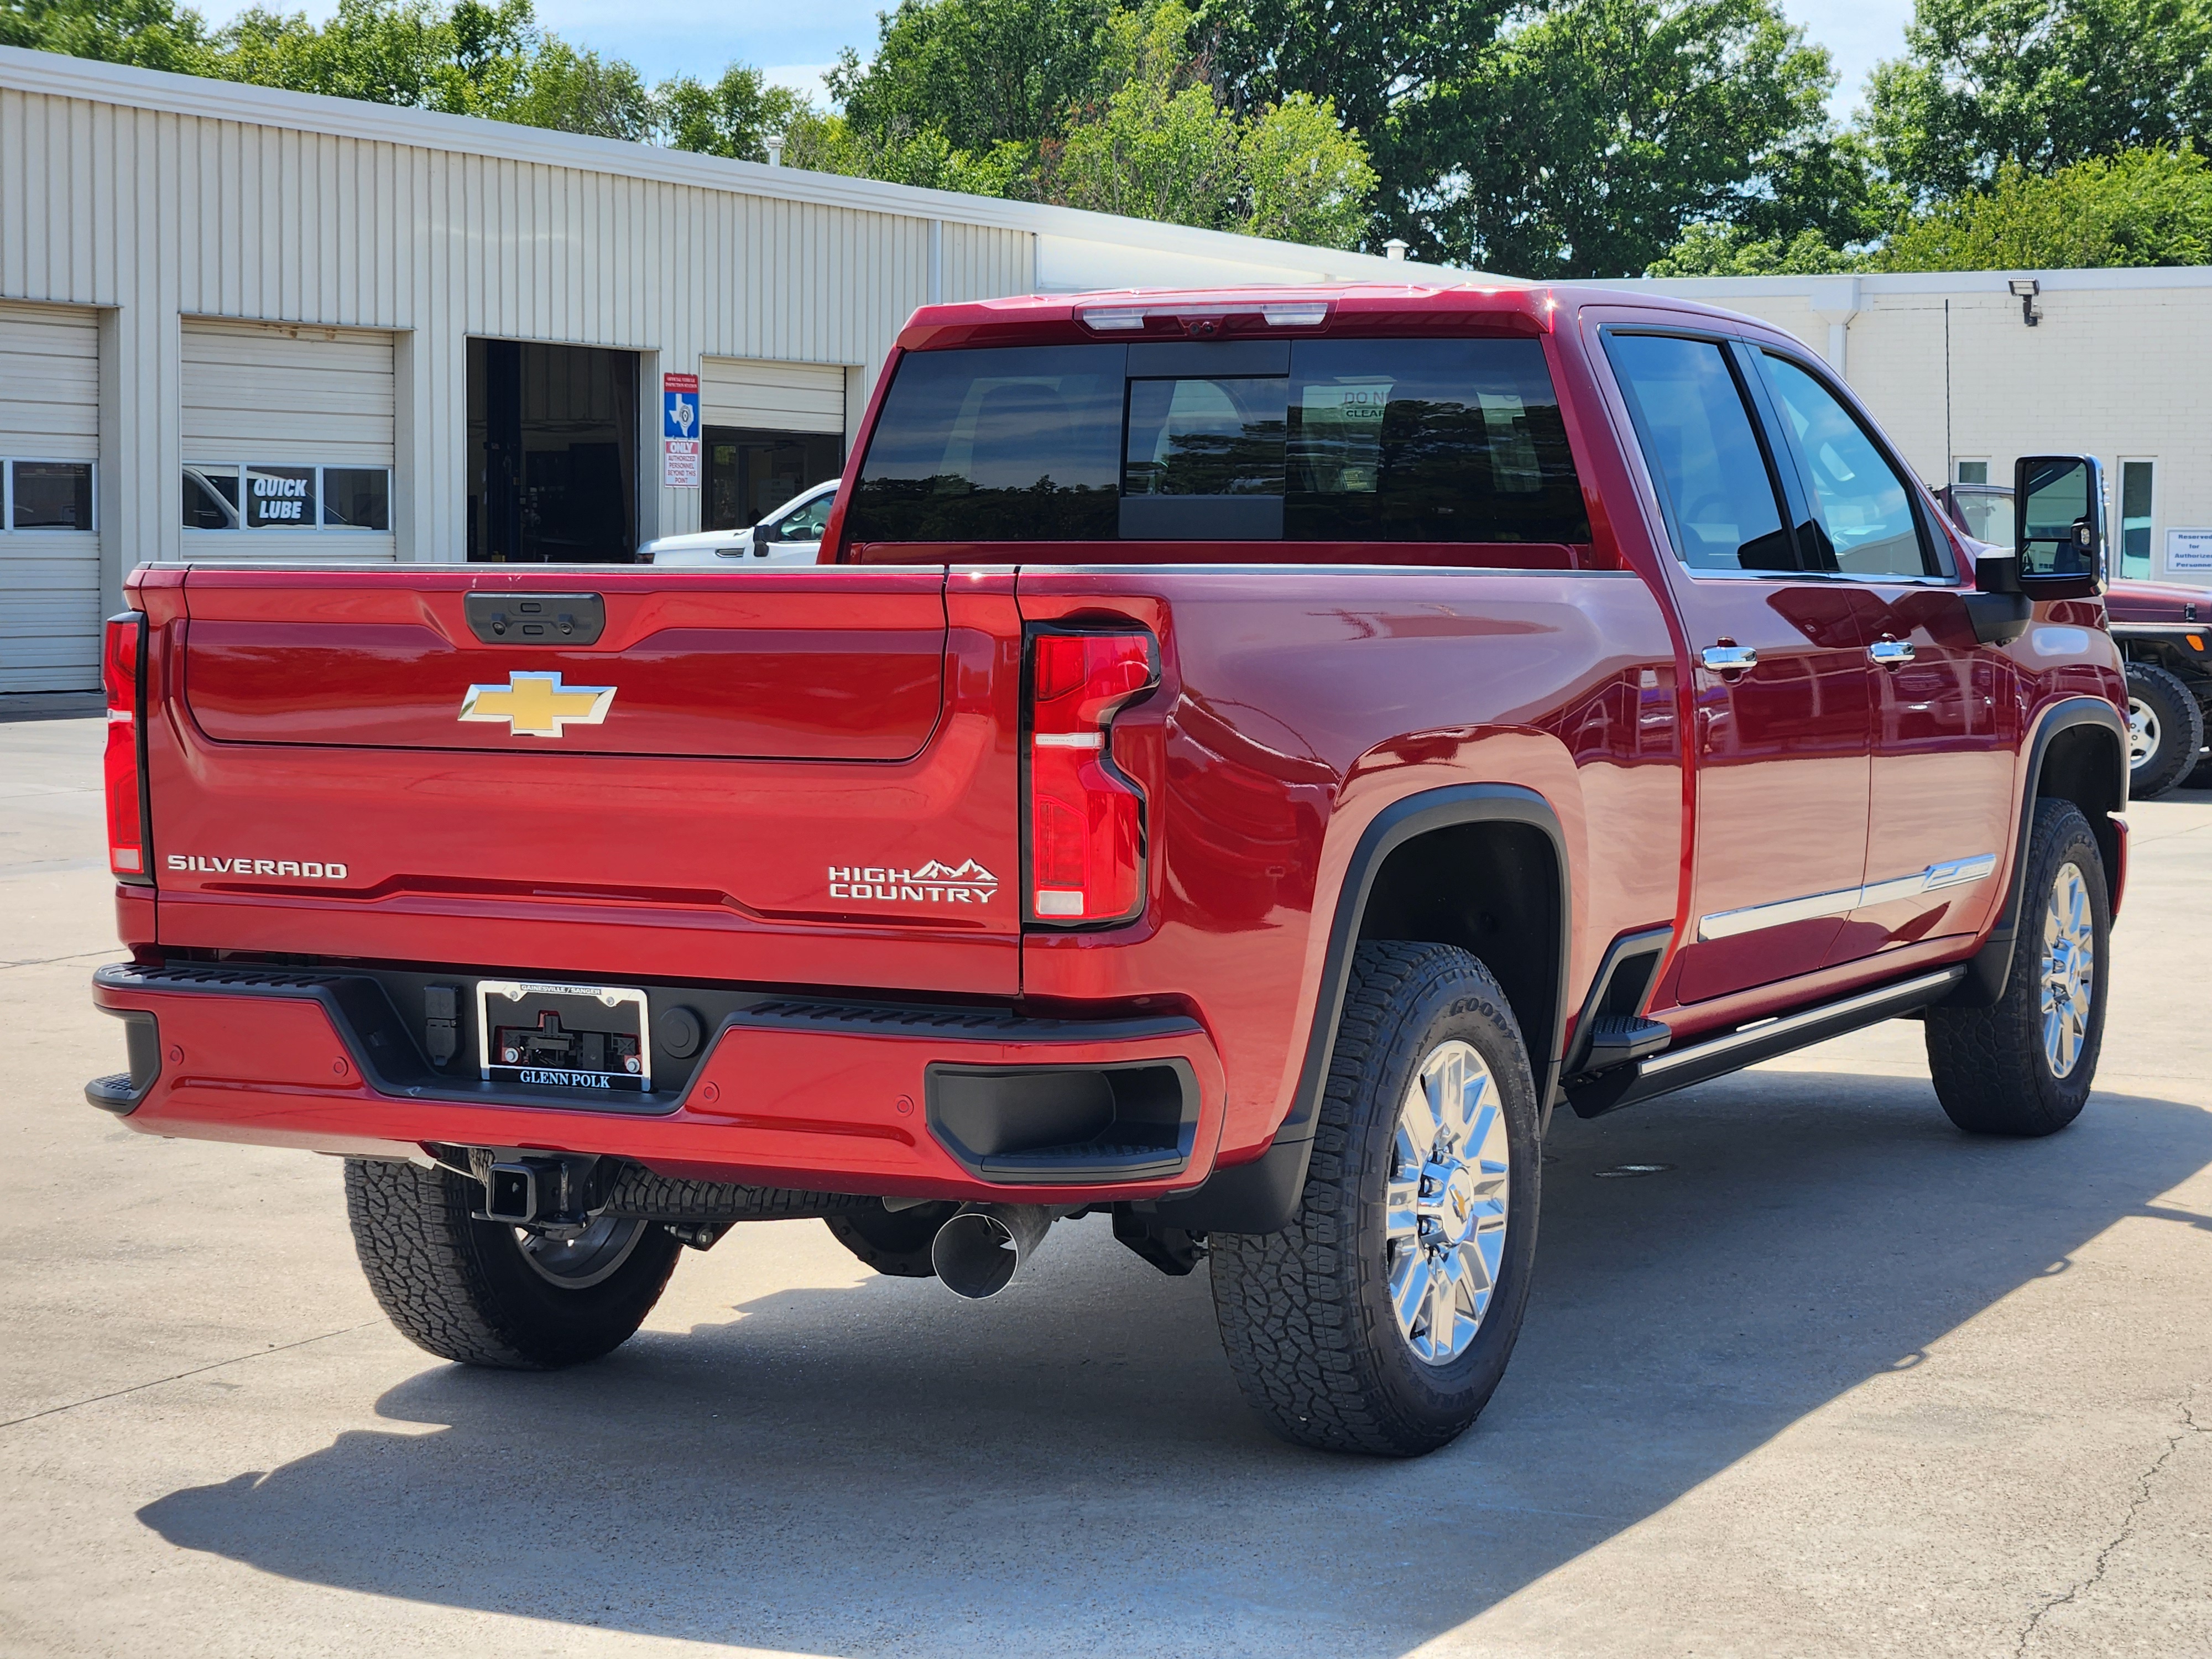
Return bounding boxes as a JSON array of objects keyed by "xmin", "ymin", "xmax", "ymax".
[
  {"xmin": 2013, "ymin": 1385, "xmax": 2206, "ymax": 1657},
  {"xmin": 0, "ymin": 1322, "xmax": 382, "ymax": 1431}
]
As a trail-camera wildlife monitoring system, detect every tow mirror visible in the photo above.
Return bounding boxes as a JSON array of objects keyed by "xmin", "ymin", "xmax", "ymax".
[{"xmin": 2009, "ymin": 454, "xmax": 2106, "ymax": 599}]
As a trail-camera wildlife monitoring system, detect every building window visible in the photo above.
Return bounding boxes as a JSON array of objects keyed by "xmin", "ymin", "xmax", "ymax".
[
  {"xmin": 4, "ymin": 459, "xmax": 96, "ymax": 531},
  {"xmin": 1954, "ymin": 459, "xmax": 1989, "ymax": 486},
  {"xmin": 182, "ymin": 464, "xmax": 389, "ymax": 531},
  {"xmin": 2119, "ymin": 458, "xmax": 2154, "ymax": 580}
]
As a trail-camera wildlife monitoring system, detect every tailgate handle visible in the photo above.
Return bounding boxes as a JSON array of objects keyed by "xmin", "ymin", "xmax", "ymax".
[{"xmin": 463, "ymin": 592, "xmax": 606, "ymax": 645}]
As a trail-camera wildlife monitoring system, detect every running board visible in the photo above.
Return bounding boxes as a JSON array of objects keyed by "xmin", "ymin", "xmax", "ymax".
[{"xmin": 1566, "ymin": 966, "xmax": 1966, "ymax": 1119}]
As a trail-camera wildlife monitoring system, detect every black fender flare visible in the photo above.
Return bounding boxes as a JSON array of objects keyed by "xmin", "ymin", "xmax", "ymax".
[
  {"xmin": 1948, "ymin": 695, "xmax": 2128, "ymax": 1008},
  {"xmin": 1144, "ymin": 783, "xmax": 1572, "ymax": 1234}
]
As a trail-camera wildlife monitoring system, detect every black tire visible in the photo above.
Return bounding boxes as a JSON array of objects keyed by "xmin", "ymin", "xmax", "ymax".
[
  {"xmin": 1924, "ymin": 799, "xmax": 2110, "ymax": 1137},
  {"xmin": 344, "ymin": 1159, "xmax": 681, "ymax": 1369},
  {"xmin": 823, "ymin": 1201, "xmax": 959, "ymax": 1277},
  {"xmin": 2123, "ymin": 662, "xmax": 2203, "ymax": 800},
  {"xmin": 1209, "ymin": 941, "xmax": 1542, "ymax": 1457}
]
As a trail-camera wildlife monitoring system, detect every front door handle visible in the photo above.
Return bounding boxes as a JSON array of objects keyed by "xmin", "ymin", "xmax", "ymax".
[
  {"xmin": 1702, "ymin": 643, "xmax": 1759, "ymax": 672},
  {"xmin": 1868, "ymin": 637, "xmax": 1916, "ymax": 667}
]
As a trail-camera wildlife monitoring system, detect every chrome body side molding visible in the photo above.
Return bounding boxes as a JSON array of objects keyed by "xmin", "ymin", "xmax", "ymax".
[{"xmin": 1697, "ymin": 854, "xmax": 1999, "ymax": 943}]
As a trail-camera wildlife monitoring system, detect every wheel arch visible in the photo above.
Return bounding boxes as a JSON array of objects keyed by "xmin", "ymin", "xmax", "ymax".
[
  {"xmin": 1146, "ymin": 784, "xmax": 1571, "ymax": 1234},
  {"xmin": 1949, "ymin": 696, "xmax": 2127, "ymax": 1008}
]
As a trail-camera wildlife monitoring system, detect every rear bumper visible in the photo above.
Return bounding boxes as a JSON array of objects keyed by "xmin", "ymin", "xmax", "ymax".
[{"xmin": 88, "ymin": 962, "xmax": 1227, "ymax": 1203}]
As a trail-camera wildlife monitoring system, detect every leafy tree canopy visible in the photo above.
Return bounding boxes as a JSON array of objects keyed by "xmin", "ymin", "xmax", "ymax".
[
  {"xmin": 1385, "ymin": 0, "xmax": 1836, "ymax": 277},
  {"xmin": 1865, "ymin": 0, "xmax": 2212, "ymax": 202}
]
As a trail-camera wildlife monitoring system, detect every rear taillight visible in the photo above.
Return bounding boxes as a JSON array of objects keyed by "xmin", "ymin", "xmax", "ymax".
[
  {"xmin": 1026, "ymin": 629, "xmax": 1156, "ymax": 924},
  {"xmin": 102, "ymin": 612, "xmax": 150, "ymax": 883}
]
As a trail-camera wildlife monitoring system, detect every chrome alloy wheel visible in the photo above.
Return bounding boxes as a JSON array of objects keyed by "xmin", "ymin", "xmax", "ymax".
[
  {"xmin": 1385, "ymin": 1040, "xmax": 1510, "ymax": 1365},
  {"xmin": 515, "ymin": 1213, "xmax": 649, "ymax": 1288},
  {"xmin": 2040, "ymin": 861, "xmax": 2096, "ymax": 1079},
  {"xmin": 2127, "ymin": 697, "xmax": 2160, "ymax": 770}
]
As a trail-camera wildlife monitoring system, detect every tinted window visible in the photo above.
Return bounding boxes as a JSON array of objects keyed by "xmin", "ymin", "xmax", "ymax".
[
  {"xmin": 1760, "ymin": 354, "xmax": 1934, "ymax": 577},
  {"xmin": 846, "ymin": 345, "xmax": 1124, "ymax": 541},
  {"xmin": 182, "ymin": 467, "xmax": 237, "ymax": 530},
  {"xmin": 1605, "ymin": 334, "xmax": 1794, "ymax": 572},
  {"xmin": 1287, "ymin": 338, "xmax": 1588, "ymax": 543},
  {"xmin": 13, "ymin": 461, "xmax": 93, "ymax": 530},
  {"xmin": 848, "ymin": 337, "xmax": 1589, "ymax": 546},
  {"xmin": 322, "ymin": 467, "xmax": 390, "ymax": 530}
]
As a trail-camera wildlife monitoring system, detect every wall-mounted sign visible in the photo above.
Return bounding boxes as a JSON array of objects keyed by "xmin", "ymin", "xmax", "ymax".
[
  {"xmin": 662, "ymin": 372, "xmax": 701, "ymax": 489},
  {"xmin": 2167, "ymin": 528, "xmax": 2212, "ymax": 573}
]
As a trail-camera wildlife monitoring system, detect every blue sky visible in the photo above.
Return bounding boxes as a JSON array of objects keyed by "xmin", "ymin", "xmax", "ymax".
[{"xmin": 223, "ymin": 0, "xmax": 1918, "ymax": 123}]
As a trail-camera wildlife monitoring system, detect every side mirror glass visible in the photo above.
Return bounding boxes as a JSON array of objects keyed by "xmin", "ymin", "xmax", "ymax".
[{"xmin": 2012, "ymin": 454, "xmax": 2106, "ymax": 598}]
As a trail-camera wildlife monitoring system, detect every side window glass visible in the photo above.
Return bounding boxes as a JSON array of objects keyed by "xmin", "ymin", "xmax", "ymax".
[
  {"xmin": 779, "ymin": 492, "xmax": 833, "ymax": 540},
  {"xmin": 1603, "ymin": 333, "xmax": 1796, "ymax": 572},
  {"xmin": 1760, "ymin": 354, "xmax": 1937, "ymax": 578}
]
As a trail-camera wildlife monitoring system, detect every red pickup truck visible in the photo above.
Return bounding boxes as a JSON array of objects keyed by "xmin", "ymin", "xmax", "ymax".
[{"xmin": 89, "ymin": 285, "xmax": 2127, "ymax": 1457}]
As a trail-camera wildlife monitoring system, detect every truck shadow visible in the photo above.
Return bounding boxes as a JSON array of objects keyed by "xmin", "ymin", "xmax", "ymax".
[{"xmin": 139, "ymin": 1069, "xmax": 2212, "ymax": 1657}]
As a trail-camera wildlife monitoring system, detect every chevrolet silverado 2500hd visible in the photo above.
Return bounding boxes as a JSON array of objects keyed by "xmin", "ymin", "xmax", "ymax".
[{"xmin": 88, "ymin": 285, "xmax": 2128, "ymax": 1456}]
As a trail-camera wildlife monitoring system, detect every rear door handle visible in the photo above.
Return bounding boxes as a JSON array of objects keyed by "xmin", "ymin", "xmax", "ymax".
[
  {"xmin": 1868, "ymin": 638, "xmax": 1916, "ymax": 667},
  {"xmin": 1701, "ymin": 643, "xmax": 1759, "ymax": 672}
]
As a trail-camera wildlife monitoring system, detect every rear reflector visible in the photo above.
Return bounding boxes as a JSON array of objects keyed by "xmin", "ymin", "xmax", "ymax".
[
  {"xmin": 1027, "ymin": 630, "xmax": 1156, "ymax": 925},
  {"xmin": 102, "ymin": 613, "xmax": 149, "ymax": 883}
]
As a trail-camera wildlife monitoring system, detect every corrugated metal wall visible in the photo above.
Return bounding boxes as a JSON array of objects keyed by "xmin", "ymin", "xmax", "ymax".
[
  {"xmin": 0, "ymin": 75, "xmax": 1035, "ymax": 618},
  {"xmin": 0, "ymin": 300, "xmax": 101, "ymax": 690}
]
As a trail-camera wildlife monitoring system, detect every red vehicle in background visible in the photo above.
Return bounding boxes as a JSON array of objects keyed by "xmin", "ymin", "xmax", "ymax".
[
  {"xmin": 90, "ymin": 285, "xmax": 2127, "ymax": 1455},
  {"xmin": 1940, "ymin": 481, "xmax": 2210, "ymax": 796}
]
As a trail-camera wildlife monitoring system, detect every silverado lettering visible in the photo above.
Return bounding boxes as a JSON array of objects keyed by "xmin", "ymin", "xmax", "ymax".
[{"xmin": 90, "ymin": 284, "xmax": 2130, "ymax": 1457}]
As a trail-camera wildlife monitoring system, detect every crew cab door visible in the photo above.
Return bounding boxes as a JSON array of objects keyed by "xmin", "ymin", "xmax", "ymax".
[
  {"xmin": 1749, "ymin": 347, "xmax": 2018, "ymax": 957},
  {"xmin": 1601, "ymin": 328, "xmax": 1873, "ymax": 1004}
]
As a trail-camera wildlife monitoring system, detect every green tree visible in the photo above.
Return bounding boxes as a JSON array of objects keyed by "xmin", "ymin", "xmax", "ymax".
[
  {"xmin": 1191, "ymin": 0, "xmax": 1512, "ymax": 243},
  {"xmin": 1238, "ymin": 93, "xmax": 1378, "ymax": 245},
  {"xmin": 1881, "ymin": 145, "xmax": 2212, "ymax": 267},
  {"xmin": 1866, "ymin": 0, "xmax": 2212, "ymax": 202},
  {"xmin": 1646, "ymin": 222, "xmax": 1870, "ymax": 273},
  {"xmin": 655, "ymin": 62, "xmax": 813, "ymax": 161},
  {"xmin": 827, "ymin": 0, "xmax": 1122, "ymax": 158},
  {"xmin": 1053, "ymin": 1, "xmax": 1375, "ymax": 243},
  {"xmin": 0, "ymin": 0, "xmax": 210, "ymax": 72},
  {"xmin": 1411, "ymin": 0, "xmax": 1837, "ymax": 276}
]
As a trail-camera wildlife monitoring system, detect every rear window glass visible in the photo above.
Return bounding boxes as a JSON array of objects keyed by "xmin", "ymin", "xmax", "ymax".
[
  {"xmin": 843, "ymin": 346, "xmax": 1123, "ymax": 541},
  {"xmin": 845, "ymin": 338, "xmax": 1590, "ymax": 546}
]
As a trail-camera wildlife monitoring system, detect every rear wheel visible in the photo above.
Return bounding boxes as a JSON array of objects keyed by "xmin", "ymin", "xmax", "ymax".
[
  {"xmin": 344, "ymin": 1159, "xmax": 681, "ymax": 1369},
  {"xmin": 1209, "ymin": 941, "xmax": 1541, "ymax": 1457},
  {"xmin": 2124, "ymin": 662, "xmax": 2203, "ymax": 800},
  {"xmin": 1925, "ymin": 799, "xmax": 2110, "ymax": 1136}
]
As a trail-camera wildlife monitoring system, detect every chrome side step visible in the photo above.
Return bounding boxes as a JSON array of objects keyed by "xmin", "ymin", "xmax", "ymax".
[{"xmin": 1566, "ymin": 966, "xmax": 1966, "ymax": 1120}]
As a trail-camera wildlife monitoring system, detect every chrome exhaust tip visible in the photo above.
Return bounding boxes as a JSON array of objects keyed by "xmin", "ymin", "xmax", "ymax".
[{"xmin": 930, "ymin": 1203, "xmax": 1055, "ymax": 1299}]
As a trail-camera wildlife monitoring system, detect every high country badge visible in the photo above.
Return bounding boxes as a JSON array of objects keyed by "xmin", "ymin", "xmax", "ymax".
[
  {"xmin": 458, "ymin": 670, "xmax": 615, "ymax": 738},
  {"xmin": 830, "ymin": 861, "xmax": 1000, "ymax": 905}
]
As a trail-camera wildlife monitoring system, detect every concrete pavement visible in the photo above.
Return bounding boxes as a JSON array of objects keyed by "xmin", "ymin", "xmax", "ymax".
[{"xmin": 2, "ymin": 712, "xmax": 2206, "ymax": 1658}]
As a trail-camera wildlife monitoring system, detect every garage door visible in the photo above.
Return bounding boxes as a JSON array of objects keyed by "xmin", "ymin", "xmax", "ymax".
[
  {"xmin": 181, "ymin": 320, "xmax": 396, "ymax": 559},
  {"xmin": 0, "ymin": 302, "xmax": 101, "ymax": 693},
  {"xmin": 700, "ymin": 357, "xmax": 846, "ymax": 434}
]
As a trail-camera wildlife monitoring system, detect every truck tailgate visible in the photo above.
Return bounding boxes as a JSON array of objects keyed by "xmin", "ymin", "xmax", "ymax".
[{"xmin": 145, "ymin": 566, "xmax": 1022, "ymax": 995}]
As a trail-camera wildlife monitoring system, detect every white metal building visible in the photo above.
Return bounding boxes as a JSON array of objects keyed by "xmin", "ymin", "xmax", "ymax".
[
  {"xmin": 1620, "ymin": 269, "xmax": 2212, "ymax": 589},
  {"xmin": 0, "ymin": 45, "xmax": 1458, "ymax": 692}
]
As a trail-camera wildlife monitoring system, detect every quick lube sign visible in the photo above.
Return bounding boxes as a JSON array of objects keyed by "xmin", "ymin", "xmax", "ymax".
[
  {"xmin": 249, "ymin": 466, "xmax": 316, "ymax": 526},
  {"xmin": 663, "ymin": 373, "xmax": 700, "ymax": 489}
]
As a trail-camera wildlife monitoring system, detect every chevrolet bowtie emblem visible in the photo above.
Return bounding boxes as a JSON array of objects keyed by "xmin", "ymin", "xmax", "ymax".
[{"xmin": 457, "ymin": 670, "xmax": 616, "ymax": 738}]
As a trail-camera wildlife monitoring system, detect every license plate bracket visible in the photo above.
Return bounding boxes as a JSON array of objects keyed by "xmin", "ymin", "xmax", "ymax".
[{"xmin": 477, "ymin": 980, "xmax": 651, "ymax": 1095}]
